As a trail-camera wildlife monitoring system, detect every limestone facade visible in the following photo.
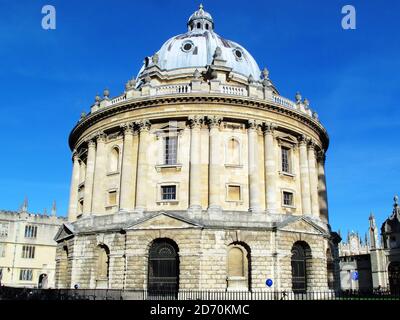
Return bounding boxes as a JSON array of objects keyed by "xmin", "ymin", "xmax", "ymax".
[
  {"xmin": 55, "ymin": 5, "xmax": 339, "ymax": 292},
  {"xmin": 0, "ymin": 201, "xmax": 66, "ymax": 288}
]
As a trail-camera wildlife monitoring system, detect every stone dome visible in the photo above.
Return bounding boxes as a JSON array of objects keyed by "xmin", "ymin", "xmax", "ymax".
[{"xmin": 138, "ymin": 5, "xmax": 262, "ymax": 80}]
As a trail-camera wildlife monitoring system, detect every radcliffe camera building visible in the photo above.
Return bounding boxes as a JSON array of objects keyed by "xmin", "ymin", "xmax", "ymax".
[{"xmin": 54, "ymin": 5, "xmax": 341, "ymax": 292}]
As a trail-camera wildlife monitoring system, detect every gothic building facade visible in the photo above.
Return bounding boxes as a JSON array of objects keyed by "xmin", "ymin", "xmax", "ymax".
[
  {"xmin": 54, "ymin": 5, "xmax": 340, "ymax": 293},
  {"xmin": 338, "ymin": 196, "xmax": 400, "ymax": 292}
]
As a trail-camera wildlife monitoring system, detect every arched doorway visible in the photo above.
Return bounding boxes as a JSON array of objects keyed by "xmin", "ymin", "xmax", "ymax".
[
  {"xmin": 38, "ymin": 273, "xmax": 48, "ymax": 289},
  {"xmin": 326, "ymin": 248, "xmax": 335, "ymax": 290},
  {"xmin": 148, "ymin": 239, "xmax": 179, "ymax": 293},
  {"xmin": 291, "ymin": 241, "xmax": 311, "ymax": 293},
  {"xmin": 388, "ymin": 262, "xmax": 400, "ymax": 294}
]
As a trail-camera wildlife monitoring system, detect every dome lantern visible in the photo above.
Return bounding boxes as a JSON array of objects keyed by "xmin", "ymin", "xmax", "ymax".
[{"xmin": 187, "ymin": 4, "xmax": 214, "ymax": 32}]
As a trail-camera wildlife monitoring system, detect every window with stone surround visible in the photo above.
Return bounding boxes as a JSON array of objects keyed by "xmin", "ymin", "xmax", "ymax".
[
  {"xmin": 24, "ymin": 225, "xmax": 37, "ymax": 238},
  {"xmin": 227, "ymin": 243, "xmax": 250, "ymax": 290},
  {"xmin": 161, "ymin": 185, "xmax": 177, "ymax": 201},
  {"xmin": 108, "ymin": 147, "xmax": 120, "ymax": 173},
  {"xmin": 108, "ymin": 190, "xmax": 117, "ymax": 206},
  {"xmin": 164, "ymin": 136, "xmax": 177, "ymax": 165},
  {"xmin": 227, "ymin": 185, "xmax": 242, "ymax": 202},
  {"xmin": 19, "ymin": 269, "xmax": 33, "ymax": 281},
  {"xmin": 0, "ymin": 222, "xmax": 8, "ymax": 238},
  {"xmin": 22, "ymin": 245, "xmax": 35, "ymax": 259},
  {"xmin": 226, "ymin": 138, "xmax": 240, "ymax": 166},
  {"xmin": 283, "ymin": 191, "xmax": 294, "ymax": 207},
  {"xmin": 281, "ymin": 146, "xmax": 291, "ymax": 173},
  {"xmin": 0, "ymin": 243, "xmax": 5, "ymax": 257}
]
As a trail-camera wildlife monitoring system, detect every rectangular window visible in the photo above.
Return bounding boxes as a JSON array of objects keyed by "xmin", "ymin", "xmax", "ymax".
[
  {"xmin": 22, "ymin": 245, "xmax": 35, "ymax": 259},
  {"xmin": 283, "ymin": 191, "xmax": 294, "ymax": 206},
  {"xmin": 24, "ymin": 225, "xmax": 37, "ymax": 238},
  {"xmin": 164, "ymin": 136, "xmax": 177, "ymax": 165},
  {"xmin": 227, "ymin": 185, "xmax": 241, "ymax": 201},
  {"xmin": 281, "ymin": 147, "xmax": 291, "ymax": 173},
  {"xmin": 0, "ymin": 222, "xmax": 9, "ymax": 237},
  {"xmin": 161, "ymin": 185, "xmax": 176, "ymax": 200},
  {"xmin": 108, "ymin": 190, "xmax": 117, "ymax": 206},
  {"xmin": 19, "ymin": 269, "xmax": 33, "ymax": 281},
  {"xmin": 0, "ymin": 243, "xmax": 5, "ymax": 257}
]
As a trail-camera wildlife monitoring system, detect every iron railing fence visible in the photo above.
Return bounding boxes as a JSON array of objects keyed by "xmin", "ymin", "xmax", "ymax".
[{"xmin": 0, "ymin": 287, "xmax": 399, "ymax": 301}]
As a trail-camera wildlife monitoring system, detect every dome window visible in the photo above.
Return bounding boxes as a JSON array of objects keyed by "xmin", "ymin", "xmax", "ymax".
[
  {"xmin": 197, "ymin": 22, "xmax": 201, "ymax": 29},
  {"xmin": 181, "ymin": 41, "xmax": 194, "ymax": 53},
  {"xmin": 233, "ymin": 48, "xmax": 243, "ymax": 60}
]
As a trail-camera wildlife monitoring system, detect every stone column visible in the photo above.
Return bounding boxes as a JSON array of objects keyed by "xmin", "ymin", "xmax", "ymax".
[
  {"xmin": 308, "ymin": 141, "xmax": 320, "ymax": 217},
  {"xmin": 67, "ymin": 151, "xmax": 80, "ymax": 222},
  {"xmin": 83, "ymin": 138, "xmax": 96, "ymax": 215},
  {"xmin": 92, "ymin": 132, "xmax": 107, "ymax": 214},
  {"xmin": 189, "ymin": 115, "xmax": 203, "ymax": 210},
  {"xmin": 299, "ymin": 135, "xmax": 312, "ymax": 215},
  {"xmin": 120, "ymin": 123, "xmax": 136, "ymax": 211},
  {"xmin": 135, "ymin": 119, "xmax": 151, "ymax": 212},
  {"xmin": 317, "ymin": 150, "xmax": 329, "ymax": 223},
  {"xmin": 264, "ymin": 122, "xmax": 278, "ymax": 214},
  {"xmin": 248, "ymin": 120, "xmax": 261, "ymax": 212},
  {"xmin": 208, "ymin": 115, "xmax": 222, "ymax": 210}
]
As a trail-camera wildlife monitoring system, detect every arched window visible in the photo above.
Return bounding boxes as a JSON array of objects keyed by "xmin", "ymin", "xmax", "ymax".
[
  {"xmin": 108, "ymin": 147, "xmax": 119, "ymax": 173},
  {"xmin": 227, "ymin": 243, "xmax": 250, "ymax": 290},
  {"xmin": 197, "ymin": 22, "xmax": 201, "ymax": 29},
  {"xmin": 226, "ymin": 138, "xmax": 240, "ymax": 165},
  {"xmin": 291, "ymin": 241, "xmax": 311, "ymax": 293},
  {"xmin": 205, "ymin": 23, "xmax": 209, "ymax": 30},
  {"xmin": 148, "ymin": 239, "xmax": 179, "ymax": 294},
  {"xmin": 96, "ymin": 244, "xmax": 110, "ymax": 289}
]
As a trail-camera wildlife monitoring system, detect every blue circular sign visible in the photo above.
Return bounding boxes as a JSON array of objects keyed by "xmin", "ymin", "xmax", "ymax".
[
  {"xmin": 352, "ymin": 271, "xmax": 359, "ymax": 281},
  {"xmin": 266, "ymin": 279, "xmax": 273, "ymax": 287}
]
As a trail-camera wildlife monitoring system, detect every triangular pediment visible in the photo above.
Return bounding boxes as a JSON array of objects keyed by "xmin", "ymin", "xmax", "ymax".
[
  {"xmin": 54, "ymin": 223, "xmax": 75, "ymax": 242},
  {"xmin": 278, "ymin": 216, "xmax": 327, "ymax": 236},
  {"xmin": 127, "ymin": 212, "xmax": 202, "ymax": 230}
]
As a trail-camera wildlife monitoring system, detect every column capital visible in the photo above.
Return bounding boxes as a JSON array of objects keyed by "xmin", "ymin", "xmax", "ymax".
[
  {"xmin": 94, "ymin": 131, "xmax": 107, "ymax": 143},
  {"xmin": 298, "ymin": 134, "xmax": 310, "ymax": 146},
  {"xmin": 72, "ymin": 150, "xmax": 79, "ymax": 161},
  {"xmin": 86, "ymin": 137, "xmax": 96, "ymax": 147},
  {"xmin": 317, "ymin": 150, "xmax": 326, "ymax": 163},
  {"xmin": 247, "ymin": 119, "xmax": 261, "ymax": 130},
  {"xmin": 207, "ymin": 115, "xmax": 222, "ymax": 129},
  {"xmin": 136, "ymin": 119, "xmax": 151, "ymax": 132},
  {"xmin": 188, "ymin": 115, "xmax": 204, "ymax": 129},
  {"xmin": 307, "ymin": 139, "xmax": 317, "ymax": 150},
  {"xmin": 263, "ymin": 121, "xmax": 277, "ymax": 134},
  {"xmin": 120, "ymin": 122, "xmax": 136, "ymax": 135}
]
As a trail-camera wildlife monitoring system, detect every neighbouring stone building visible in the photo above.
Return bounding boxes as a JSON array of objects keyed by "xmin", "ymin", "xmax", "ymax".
[
  {"xmin": 0, "ymin": 199, "xmax": 66, "ymax": 288},
  {"xmin": 55, "ymin": 5, "xmax": 341, "ymax": 293},
  {"xmin": 338, "ymin": 196, "xmax": 400, "ymax": 292}
]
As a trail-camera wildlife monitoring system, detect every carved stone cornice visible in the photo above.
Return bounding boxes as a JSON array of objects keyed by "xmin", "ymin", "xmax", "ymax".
[
  {"xmin": 188, "ymin": 115, "xmax": 204, "ymax": 129},
  {"xmin": 69, "ymin": 95, "xmax": 329, "ymax": 151},
  {"xmin": 307, "ymin": 139, "xmax": 317, "ymax": 150},
  {"xmin": 207, "ymin": 115, "xmax": 222, "ymax": 129}
]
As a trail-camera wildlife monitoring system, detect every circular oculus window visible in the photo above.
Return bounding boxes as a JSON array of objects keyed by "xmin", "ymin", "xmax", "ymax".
[
  {"xmin": 182, "ymin": 41, "xmax": 194, "ymax": 53},
  {"xmin": 233, "ymin": 48, "xmax": 243, "ymax": 60}
]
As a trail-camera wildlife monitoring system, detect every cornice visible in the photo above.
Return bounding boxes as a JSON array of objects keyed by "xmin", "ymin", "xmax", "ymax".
[{"xmin": 69, "ymin": 94, "xmax": 329, "ymax": 150}]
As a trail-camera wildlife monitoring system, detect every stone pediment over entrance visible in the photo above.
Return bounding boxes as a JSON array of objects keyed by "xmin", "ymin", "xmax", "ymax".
[
  {"xmin": 126, "ymin": 212, "xmax": 203, "ymax": 230},
  {"xmin": 277, "ymin": 216, "xmax": 328, "ymax": 236},
  {"xmin": 54, "ymin": 223, "xmax": 75, "ymax": 242}
]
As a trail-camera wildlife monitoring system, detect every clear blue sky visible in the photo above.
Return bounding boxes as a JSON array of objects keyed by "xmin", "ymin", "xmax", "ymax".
[{"xmin": 0, "ymin": 0, "xmax": 399, "ymax": 237}]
